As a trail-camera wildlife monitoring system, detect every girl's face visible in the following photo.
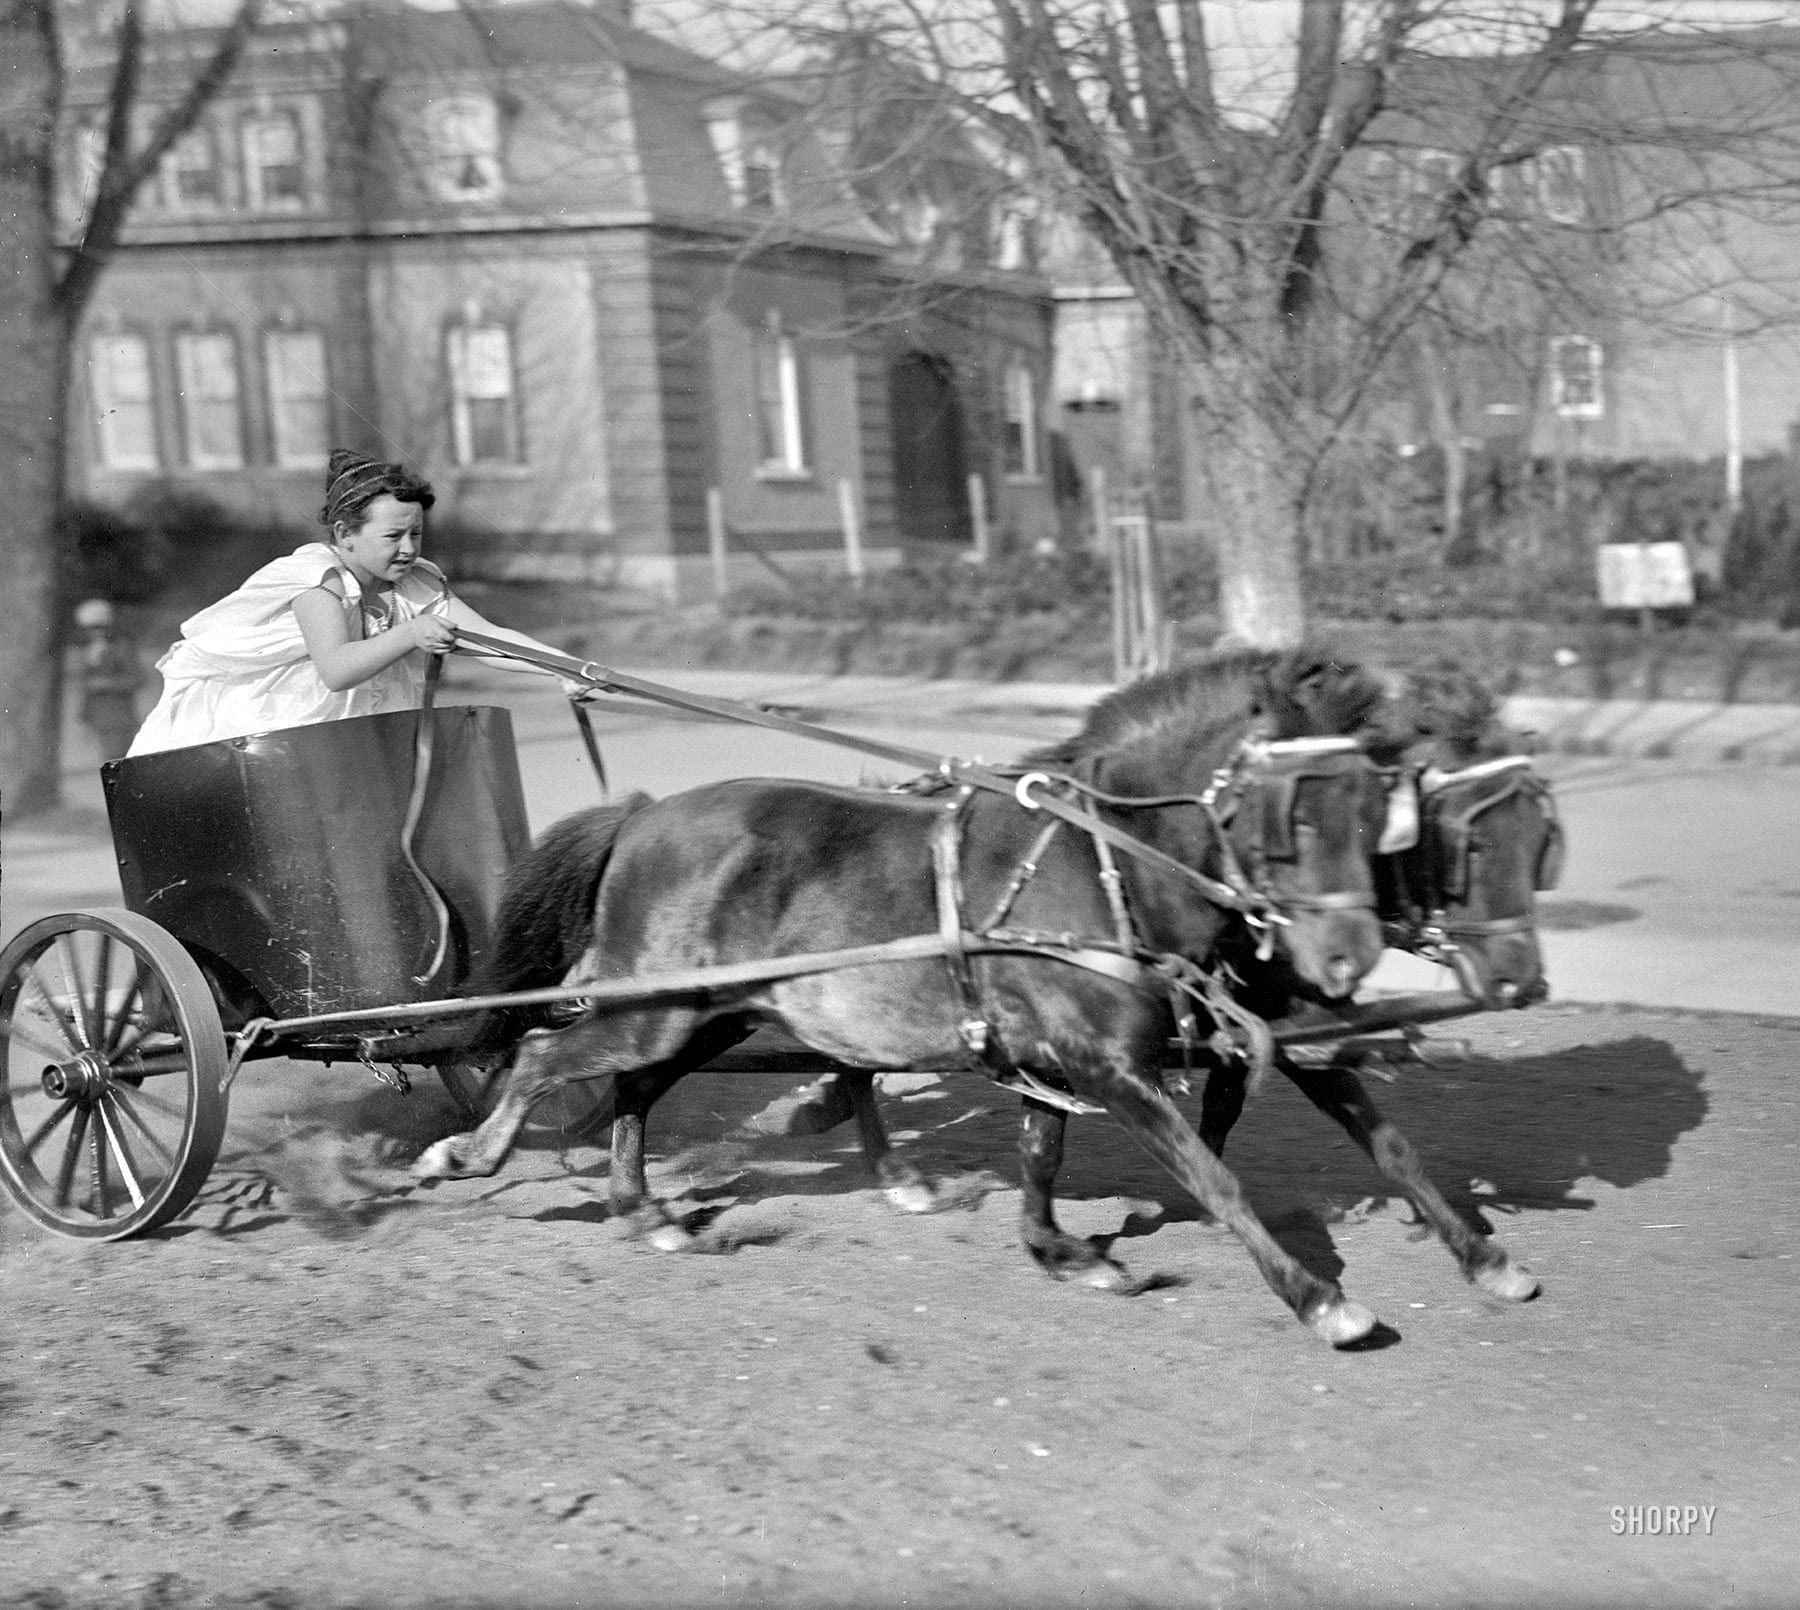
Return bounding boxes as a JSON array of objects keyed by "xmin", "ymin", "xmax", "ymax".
[{"xmin": 334, "ymin": 494, "xmax": 424, "ymax": 589}]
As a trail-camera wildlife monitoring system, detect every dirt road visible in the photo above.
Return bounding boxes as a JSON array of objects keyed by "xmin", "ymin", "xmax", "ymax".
[{"xmin": 4, "ymin": 1002, "xmax": 1798, "ymax": 1610}]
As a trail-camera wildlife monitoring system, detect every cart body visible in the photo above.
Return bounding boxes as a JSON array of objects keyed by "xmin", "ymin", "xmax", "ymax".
[{"xmin": 101, "ymin": 705, "xmax": 530, "ymax": 1021}]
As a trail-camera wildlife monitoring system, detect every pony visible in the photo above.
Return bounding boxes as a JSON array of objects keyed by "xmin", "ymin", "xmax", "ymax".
[
  {"xmin": 416, "ymin": 644, "xmax": 1394, "ymax": 1347},
  {"xmin": 1015, "ymin": 653, "xmax": 1557, "ymax": 1305}
]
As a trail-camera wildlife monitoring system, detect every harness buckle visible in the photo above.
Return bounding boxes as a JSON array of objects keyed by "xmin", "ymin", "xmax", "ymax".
[{"xmin": 1014, "ymin": 771, "xmax": 1052, "ymax": 810}]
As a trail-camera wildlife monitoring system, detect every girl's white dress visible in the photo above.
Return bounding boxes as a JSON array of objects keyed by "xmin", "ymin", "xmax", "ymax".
[{"xmin": 127, "ymin": 543, "xmax": 452, "ymax": 756}]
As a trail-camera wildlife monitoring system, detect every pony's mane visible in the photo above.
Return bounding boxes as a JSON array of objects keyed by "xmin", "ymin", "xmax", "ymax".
[
  {"xmin": 1024, "ymin": 639, "xmax": 1384, "ymax": 773},
  {"xmin": 1396, "ymin": 658, "xmax": 1516, "ymax": 766}
]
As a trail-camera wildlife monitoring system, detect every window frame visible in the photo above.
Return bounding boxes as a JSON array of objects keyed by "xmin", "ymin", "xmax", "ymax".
[
  {"xmin": 751, "ymin": 319, "xmax": 810, "ymax": 478},
  {"xmin": 264, "ymin": 327, "xmax": 332, "ymax": 471},
  {"xmin": 1536, "ymin": 145, "xmax": 1588, "ymax": 226},
  {"xmin": 241, "ymin": 107, "xmax": 308, "ymax": 213},
  {"xmin": 426, "ymin": 92, "xmax": 506, "ymax": 205},
  {"xmin": 173, "ymin": 327, "xmax": 248, "ymax": 470},
  {"xmin": 1002, "ymin": 361, "xmax": 1040, "ymax": 481},
  {"xmin": 446, "ymin": 321, "xmax": 523, "ymax": 468},
  {"xmin": 89, "ymin": 330, "xmax": 161, "ymax": 472},
  {"xmin": 164, "ymin": 122, "xmax": 225, "ymax": 212},
  {"xmin": 1549, "ymin": 335, "xmax": 1604, "ymax": 420}
]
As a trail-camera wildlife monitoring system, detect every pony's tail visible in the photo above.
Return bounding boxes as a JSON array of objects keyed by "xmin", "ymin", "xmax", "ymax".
[{"xmin": 462, "ymin": 791, "xmax": 654, "ymax": 1052}]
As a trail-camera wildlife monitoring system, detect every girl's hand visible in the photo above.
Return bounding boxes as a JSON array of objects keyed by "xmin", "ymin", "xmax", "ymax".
[{"xmin": 407, "ymin": 615, "xmax": 457, "ymax": 654}]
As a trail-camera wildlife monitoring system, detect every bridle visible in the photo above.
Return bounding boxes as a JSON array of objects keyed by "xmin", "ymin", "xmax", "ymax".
[
  {"xmin": 1383, "ymin": 753, "xmax": 1562, "ymax": 990},
  {"xmin": 923, "ymin": 734, "xmax": 1385, "ymax": 1112}
]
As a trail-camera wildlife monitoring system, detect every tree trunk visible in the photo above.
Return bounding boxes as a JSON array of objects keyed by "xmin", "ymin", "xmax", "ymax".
[
  {"xmin": 0, "ymin": 0, "xmax": 68, "ymax": 816},
  {"xmin": 1182, "ymin": 375, "xmax": 1309, "ymax": 649}
]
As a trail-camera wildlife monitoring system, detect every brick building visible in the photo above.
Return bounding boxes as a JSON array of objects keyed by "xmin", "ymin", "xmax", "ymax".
[{"xmin": 62, "ymin": 0, "xmax": 1058, "ymax": 600}]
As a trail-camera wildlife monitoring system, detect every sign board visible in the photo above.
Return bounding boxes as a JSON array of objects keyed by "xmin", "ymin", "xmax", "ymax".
[{"xmin": 1596, "ymin": 542, "xmax": 1695, "ymax": 610}]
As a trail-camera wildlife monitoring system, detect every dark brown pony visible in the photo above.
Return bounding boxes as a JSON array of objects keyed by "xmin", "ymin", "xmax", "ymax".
[
  {"xmin": 1017, "ymin": 654, "xmax": 1553, "ymax": 1305},
  {"xmin": 416, "ymin": 645, "xmax": 1393, "ymax": 1347}
]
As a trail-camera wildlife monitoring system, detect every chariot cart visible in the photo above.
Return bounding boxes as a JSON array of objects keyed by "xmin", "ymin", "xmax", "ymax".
[{"xmin": 0, "ymin": 641, "xmax": 1507, "ymax": 1241}]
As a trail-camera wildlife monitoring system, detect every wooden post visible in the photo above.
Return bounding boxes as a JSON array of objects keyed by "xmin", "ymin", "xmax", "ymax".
[
  {"xmin": 706, "ymin": 487, "xmax": 729, "ymax": 601},
  {"xmin": 1108, "ymin": 513, "xmax": 1131, "ymax": 684},
  {"xmin": 966, "ymin": 472, "xmax": 990, "ymax": 564},
  {"xmin": 837, "ymin": 478, "xmax": 865, "ymax": 584},
  {"xmin": 1089, "ymin": 464, "xmax": 1109, "ymax": 553},
  {"xmin": 1135, "ymin": 512, "xmax": 1169, "ymax": 675}
]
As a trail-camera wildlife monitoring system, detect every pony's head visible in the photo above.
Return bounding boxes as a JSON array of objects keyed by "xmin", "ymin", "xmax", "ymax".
[
  {"xmin": 1213, "ymin": 738, "xmax": 1389, "ymax": 999},
  {"xmin": 1372, "ymin": 659, "xmax": 1557, "ymax": 1006}
]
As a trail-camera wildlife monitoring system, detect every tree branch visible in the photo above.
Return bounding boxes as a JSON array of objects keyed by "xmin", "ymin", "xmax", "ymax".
[{"xmin": 56, "ymin": 0, "xmax": 270, "ymax": 321}]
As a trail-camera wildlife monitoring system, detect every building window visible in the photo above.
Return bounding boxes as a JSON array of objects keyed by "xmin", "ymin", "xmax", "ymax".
[
  {"xmin": 175, "ymin": 331, "xmax": 245, "ymax": 468},
  {"xmin": 426, "ymin": 94, "xmax": 504, "ymax": 204},
  {"xmin": 89, "ymin": 333, "xmax": 159, "ymax": 471},
  {"xmin": 1550, "ymin": 335, "xmax": 1604, "ymax": 419},
  {"xmin": 992, "ymin": 200, "xmax": 1041, "ymax": 272},
  {"xmin": 1536, "ymin": 145, "xmax": 1587, "ymax": 225},
  {"xmin": 72, "ymin": 120, "xmax": 108, "ymax": 223},
  {"xmin": 265, "ymin": 329, "xmax": 330, "ymax": 469},
  {"xmin": 752, "ymin": 322, "xmax": 808, "ymax": 475},
  {"xmin": 705, "ymin": 102, "xmax": 784, "ymax": 210},
  {"xmin": 165, "ymin": 126, "xmax": 223, "ymax": 209},
  {"xmin": 447, "ymin": 324, "xmax": 520, "ymax": 465},
  {"xmin": 1002, "ymin": 362, "xmax": 1039, "ymax": 479},
  {"xmin": 1369, "ymin": 147, "xmax": 1459, "ymax": 231},
  {"xmin": 742, "ymin": 139, "xmax": 783, "ymax": 209},
  {"xmin": 242, "ymin": 110, "xmax": 306, "ymax": 211}
]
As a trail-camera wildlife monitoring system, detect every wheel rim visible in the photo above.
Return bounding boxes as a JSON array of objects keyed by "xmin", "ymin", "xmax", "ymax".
[{"xmin": 0, "ymin": 911, "xmax": 227, "ymax": 1240}]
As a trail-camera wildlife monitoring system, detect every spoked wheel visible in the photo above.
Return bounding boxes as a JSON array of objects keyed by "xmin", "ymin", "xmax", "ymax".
[{"xmin": 0, "ymin": 911, "xmax": 228, "ymax": 1240}]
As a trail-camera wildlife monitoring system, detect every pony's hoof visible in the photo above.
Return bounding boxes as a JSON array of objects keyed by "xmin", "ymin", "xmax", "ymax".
[
  {"xmin": 646, "ymin": 1220, "xmax": 694, "ymax": 1252},
  {"xmin": 413, "ymin": 1137, "xmax": 473, "ymax": 1179},
  {"xmin": 1474, "ymin": 1259, "xmax": 1541, "ymax": 1302},
  {"xmin": 1311, "ymin": 1298, "xmax": 1379, "ymax": 1348},
  {"xmin": 1080, "ymin": 1261, "xmax": 1131, "ymax": 1292},
  {"xmin": 884, "ymin": 1181, "xmax": 936, "ymax": 1214}
]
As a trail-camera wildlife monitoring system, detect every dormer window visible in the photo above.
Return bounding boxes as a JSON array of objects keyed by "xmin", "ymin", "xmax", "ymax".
[
  {"xmin": 742, "ymin": 140, "xmax": 783, "ymax": 209},
  {"xmin": 427, "ymin": 94, "xmax": 504, "ymax": 204},
  {"xmin": 991, "ymin": 201, "xmax": 1038, "ymax": 272},
  {"xmin": 243, "ymin": 110, "xmax": 306, "ymax": 211},
  {"xmin": 165, "ymin": 126, "xmax": 223, "ymax": 210},
  {"xmin": 705, "ymin": 100, "xmax": 784, "ymax": 211}
]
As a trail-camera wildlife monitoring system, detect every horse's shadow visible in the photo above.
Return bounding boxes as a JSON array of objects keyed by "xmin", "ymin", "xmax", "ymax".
[{"xmin": 175, "ymin": 1035, "xmax": 1704, "ymax": 1272}]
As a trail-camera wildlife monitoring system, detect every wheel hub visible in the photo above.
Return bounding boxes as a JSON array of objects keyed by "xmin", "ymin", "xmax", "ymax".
[{"xmin": 42, "ymin": 1052, "xmax": 108, "ymax": 1102}]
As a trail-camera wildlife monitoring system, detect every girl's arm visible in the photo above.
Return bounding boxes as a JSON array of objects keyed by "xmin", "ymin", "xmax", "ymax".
[{"xmin": 293, "ymin": 585, "xmax": 456, "ymax": 691}]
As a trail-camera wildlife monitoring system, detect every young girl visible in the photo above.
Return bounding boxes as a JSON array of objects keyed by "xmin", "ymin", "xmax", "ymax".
[{"xmin": 128, "ymin": 450, "xmax": 574, "ymax": 756}]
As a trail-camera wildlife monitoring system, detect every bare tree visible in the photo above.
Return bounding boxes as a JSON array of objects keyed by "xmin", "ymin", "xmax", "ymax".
[
  {"xmin": 0, "ymin": 0, "xmax": 265, "ymax": 815},
  {"xmin": 667, "ymin": 0, "xmax": 1800, "ymax": 645}
]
